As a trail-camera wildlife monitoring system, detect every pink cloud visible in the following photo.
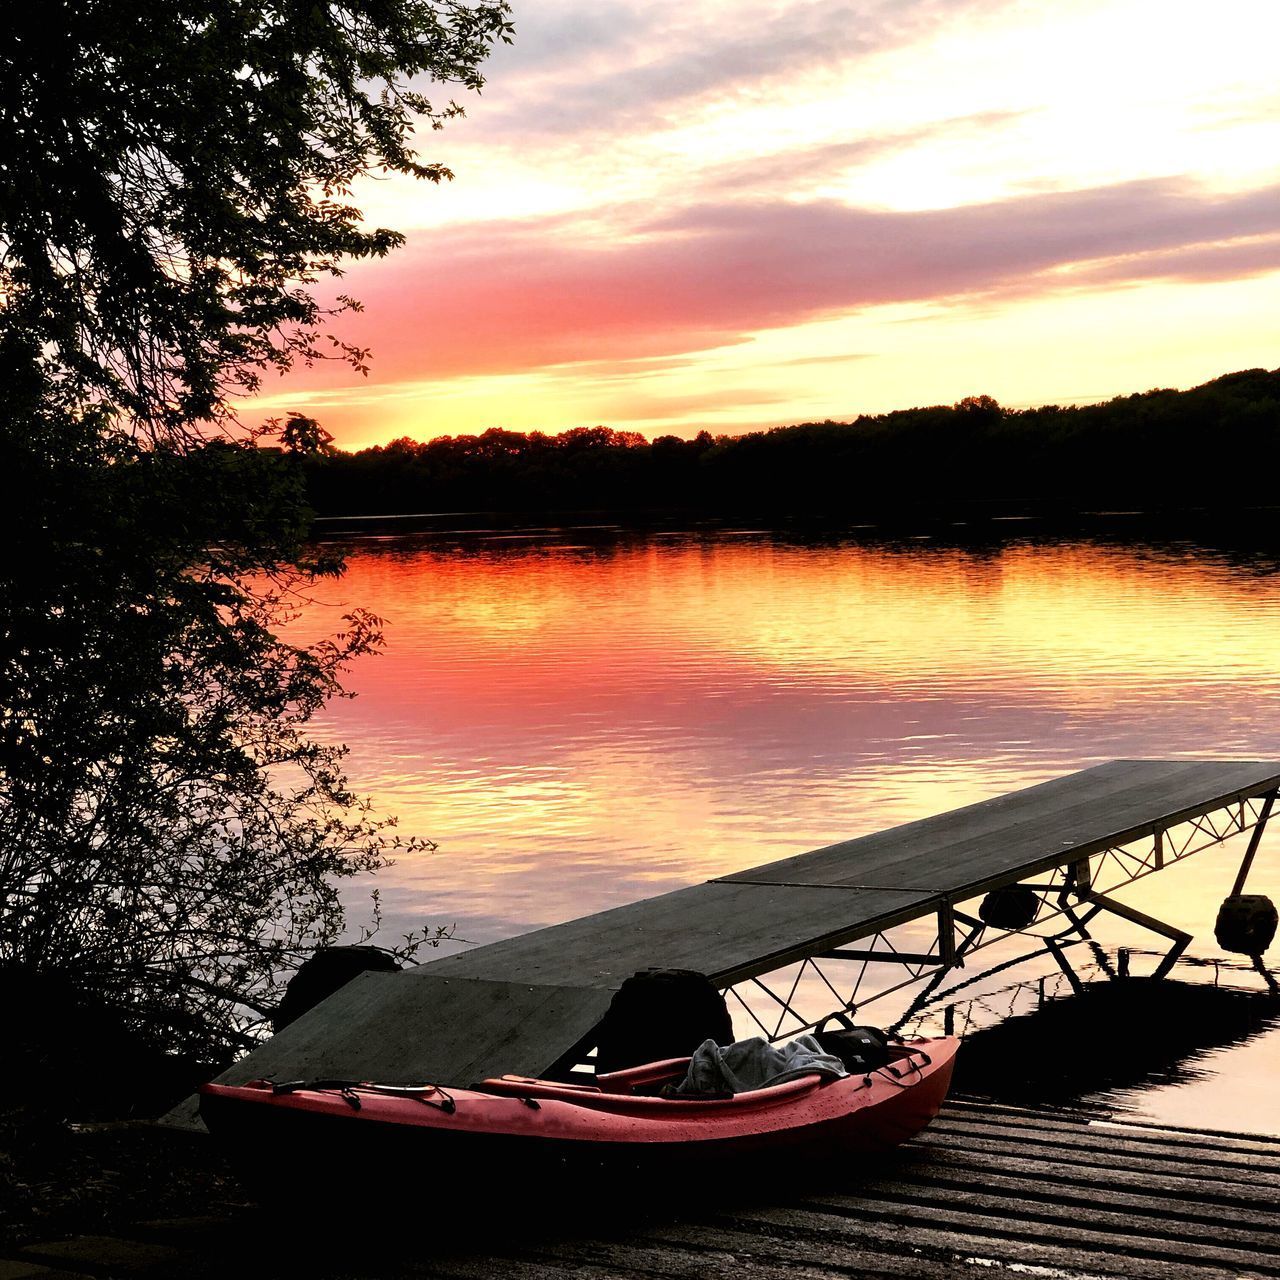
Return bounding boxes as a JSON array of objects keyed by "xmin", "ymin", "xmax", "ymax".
[{"xmin": 291, "ymin": 177, "xmax": 1280, "ymax": 390}]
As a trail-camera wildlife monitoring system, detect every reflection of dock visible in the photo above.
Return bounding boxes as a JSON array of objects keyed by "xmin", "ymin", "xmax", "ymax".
[
  {"xmin": 913, "ymin": 971, "xmax": 1280, "ymax": 1107},
  {"xmin": 195, "ymin": 758, "xmax": 1280, "ymax": 1095}
]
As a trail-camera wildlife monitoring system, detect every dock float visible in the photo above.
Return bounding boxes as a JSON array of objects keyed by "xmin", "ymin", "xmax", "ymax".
[{"xmin": 186, "ymin": 758, "xmax": 1280, "ymax": 1098}]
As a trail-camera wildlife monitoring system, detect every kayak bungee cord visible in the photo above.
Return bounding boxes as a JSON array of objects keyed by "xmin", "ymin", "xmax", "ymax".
[
  {"xmin": 200, "ymin": 1036, "xmax": 959, "ymax": 1178},
  {"xmin": 862, "ymin": 1047, "xmax": 933, "ymax": 1091},
  {"xmin": 270, "ymin": 1079, "xmax": 458, "ymax": 1114}
]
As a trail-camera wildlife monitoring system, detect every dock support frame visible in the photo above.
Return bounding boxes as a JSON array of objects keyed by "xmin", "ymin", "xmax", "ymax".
[
  {"xmin": 1075, "ymin": 887, "xmax": 1191, "ymax": 979},
  {"xmin": 1230, "ymin": 789, "xmax": 1276, "ymax": 897},
  {"xmin": 713, "ymin": 784, "xmax": 1277, "ymax": 1045}
]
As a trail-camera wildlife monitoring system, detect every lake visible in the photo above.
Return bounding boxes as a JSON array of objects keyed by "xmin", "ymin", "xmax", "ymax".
[{"xmin": 296, "ymin": 518, "xmax": 1280, "ymax": 1136}]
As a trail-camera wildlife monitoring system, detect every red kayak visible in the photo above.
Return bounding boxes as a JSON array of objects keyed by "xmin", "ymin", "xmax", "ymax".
[{"xmin": 199, "ymin": 1037, "xmax": 957, "ymax": 1178}]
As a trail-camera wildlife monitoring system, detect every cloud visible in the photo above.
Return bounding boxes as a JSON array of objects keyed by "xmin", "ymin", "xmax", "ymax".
[
  {"xmin": 700, "ymin": 111, "xmax": 1028, "ymax": 194},
  {"xmin": 1062, "ymin": 234, "xmax": 1280, "ymax": 288},
  {"xmin": 592, "ymin": 384, "xmax": 792, "ymax": 421},
  {"xmin": 769, "ymin": 351, "xmax": 875, "ymax": 369},
  {"xmin": 302, "ymin": 176, "xmax": 1280, "ymax": 386},
  {"xmin": 466, "ymin": 0, "xmax": 1013, "ymax": 139}
]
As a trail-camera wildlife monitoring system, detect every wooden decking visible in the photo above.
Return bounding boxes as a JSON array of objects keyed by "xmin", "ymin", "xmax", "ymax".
[
  {"xmin": 426, "ymin": 1099, "xmax": 1280, "ymax": 1280},
  {"xmin": 18, "ymin": 1100, "xmax": 1280, "ymax": 1278}
]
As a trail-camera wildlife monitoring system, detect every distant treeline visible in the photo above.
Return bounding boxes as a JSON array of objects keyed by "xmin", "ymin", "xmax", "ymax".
[{"xmin": 301, "ymin": 368, "xmax": 1280, "ymax": 517}]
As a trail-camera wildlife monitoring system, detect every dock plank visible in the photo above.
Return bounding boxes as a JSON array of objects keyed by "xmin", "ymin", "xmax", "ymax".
[
  {"xmin": 808, "ymin": 1182, "xmax": 1280, "ymax": 1251},
  {"xmin": 896, "ymin": 1146, "xmax": 1280, "ymax": 1209},
  {"xmin": 922, "ymin": 1116, "xmax": 1280, "ymax": 1171},
  {"xmin": 909, "ymin": 1129, "xmax": 1274, "ymax": 1187},
  {"xmin": 422, "ymin": 881, "xmax": 934, "ymax": 988},
  {"xmin": 645, "ymin": 1218, "xmax": 1252, "ymax": 1280},
  {"xmin": 943, "ymin": 1098, "xmax": 1280, "ymax": 1154},
  {"xmin": 738, "ymin": 1200, "xmax": 1280, "ymax": 1274},
  {"xmin": 206, "ymin": 974, "xmax": 615, "ymax": 1090},
  {"xmin": 720, "ymin": 759, "xmax": 1280, "ymax": 896}
]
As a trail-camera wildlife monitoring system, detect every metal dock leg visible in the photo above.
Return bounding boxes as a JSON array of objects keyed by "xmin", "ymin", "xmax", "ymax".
[{"xmin": 1079, "ymin": 889, "xmax": 1192, "ymax": 979}]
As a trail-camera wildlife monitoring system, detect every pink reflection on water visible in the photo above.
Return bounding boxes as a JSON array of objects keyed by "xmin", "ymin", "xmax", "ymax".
[
  {"xmin": 285, "ymin": 529, "xmax": 1280, "ymax": 1132},
  {"xmin": 292, "ymin": 533, "xmax": 1280, "ymax": 937}
]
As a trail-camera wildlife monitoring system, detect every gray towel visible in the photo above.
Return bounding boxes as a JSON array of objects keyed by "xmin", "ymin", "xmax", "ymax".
[{"xmin": 672, "ymin": 1032, "xmax": 848, "ymax": 1096}]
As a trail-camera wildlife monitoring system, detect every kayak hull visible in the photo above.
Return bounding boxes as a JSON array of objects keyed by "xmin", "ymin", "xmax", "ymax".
[{"xmin": 199, "ymin": 1037, "xmax": 957, "ymax": 1185}]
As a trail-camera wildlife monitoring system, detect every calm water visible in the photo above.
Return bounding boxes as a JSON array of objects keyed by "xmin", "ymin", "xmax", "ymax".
[{"xmin": 295, "ymin": 523, "xmax": 1280, "ymax": 1135}]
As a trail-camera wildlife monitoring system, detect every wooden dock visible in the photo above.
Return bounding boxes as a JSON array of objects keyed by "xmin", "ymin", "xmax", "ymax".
[
  {"xmin": 179, "ymin": 758, "xmax": 1280, "ymax": 1106},
  {"xmin": 18, "ymin": 1099, "xmax": 1280, "ymax": 1278}
]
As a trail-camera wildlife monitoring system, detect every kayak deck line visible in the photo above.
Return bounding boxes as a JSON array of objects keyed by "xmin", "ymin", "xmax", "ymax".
[{"xmin": 168, "ymin": 758, "xmax": 1280, "ymax": 1129}]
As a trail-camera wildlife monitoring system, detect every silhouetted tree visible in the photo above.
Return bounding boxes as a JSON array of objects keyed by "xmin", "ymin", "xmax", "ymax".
[
  {"xmin": 0, "ymin": 0, "xmax": 509, "ymax": 1063},
  {"xmin": 0, "ymin": 0, "xmax": 512, "ymax": 438},
  {"xmin": 295, "ymin": 371, "xmax": 1280, "ymax": 519}
]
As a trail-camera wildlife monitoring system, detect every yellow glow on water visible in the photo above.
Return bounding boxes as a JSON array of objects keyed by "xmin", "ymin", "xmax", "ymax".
[
  {"xmin": 356, "ymin": 543, "xmax": 1280, "ymax": 714},
  {"xmin": 296, "ymin": 535, "xmax": 1280, "ymax": 920}
]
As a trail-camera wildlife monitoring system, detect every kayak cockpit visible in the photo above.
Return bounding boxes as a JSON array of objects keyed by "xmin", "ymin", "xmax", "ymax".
[
  {"xmin": 475, "ymin": 1067, "xmax": 828, "ymax": 1110},
  {"xmin": 476, "ymin": 1054, "xmax": 690, "ymax": 1100},
  {"xmin": 474, "ymin": 1039, "xmax": 938, "ymax": 1113}
]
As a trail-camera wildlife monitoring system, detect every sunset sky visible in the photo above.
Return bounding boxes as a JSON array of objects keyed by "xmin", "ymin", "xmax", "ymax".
[{"xmin": 254, "ymin": 0, "xmax": 1280, "ymax": 448}]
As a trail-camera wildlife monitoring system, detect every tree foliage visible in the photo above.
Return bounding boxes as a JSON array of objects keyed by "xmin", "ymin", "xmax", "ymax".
[
  {"xmin": 1, "ymin": 400, "xmax": 430, "ymax": 1060},
  {"xmin": 0, "ymin": 0, "xmax": 511, "ymax": 437},
  {"xmin": 0, "ymin": 1, "xmax": 509, "ymax": 1063},
  {"xmin": 300, "ymin": 369, "xmax": 1280, "ymax": 519}
]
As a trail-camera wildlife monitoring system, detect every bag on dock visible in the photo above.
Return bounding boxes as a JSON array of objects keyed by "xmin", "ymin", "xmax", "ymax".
[
  {"xmin": 813, "ymin": 1011, "xmax": 892, "ymax": 1071},
  {"xmin": 595, "ymin": 968, "xmax": 733, "ymax": 1075},
  {"xmin": 272, "ymin": 946, "xmax": 402, "ymax": 1031}
]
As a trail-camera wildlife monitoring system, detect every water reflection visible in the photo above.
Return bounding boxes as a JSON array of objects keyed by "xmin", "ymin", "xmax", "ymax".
[
  {"xmin": 936, "ymin": 972, "xmax": 1280, "ymax": 1134},
  {"xmin": 294, "ymin": 528, "xmax": 1280, "ymax": 941},
  {"xmin": 290, "ymin": 525, "xmax": 1280, "ymax": 1131}
]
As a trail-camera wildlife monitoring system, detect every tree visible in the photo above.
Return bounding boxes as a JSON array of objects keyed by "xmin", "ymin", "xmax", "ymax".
[
  {"xmin": 0, "ymin": 1, "xmax": 510, "ymax": 1064},
  {"xmin": 1, "ymin": 0, "xmax": 512, "ymax": 438}
]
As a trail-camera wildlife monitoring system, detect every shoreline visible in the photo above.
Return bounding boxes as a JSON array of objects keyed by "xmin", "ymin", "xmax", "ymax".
[{"xmin": 306, "ymin": 501, "xmax": 1280, "ymax": 546}]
